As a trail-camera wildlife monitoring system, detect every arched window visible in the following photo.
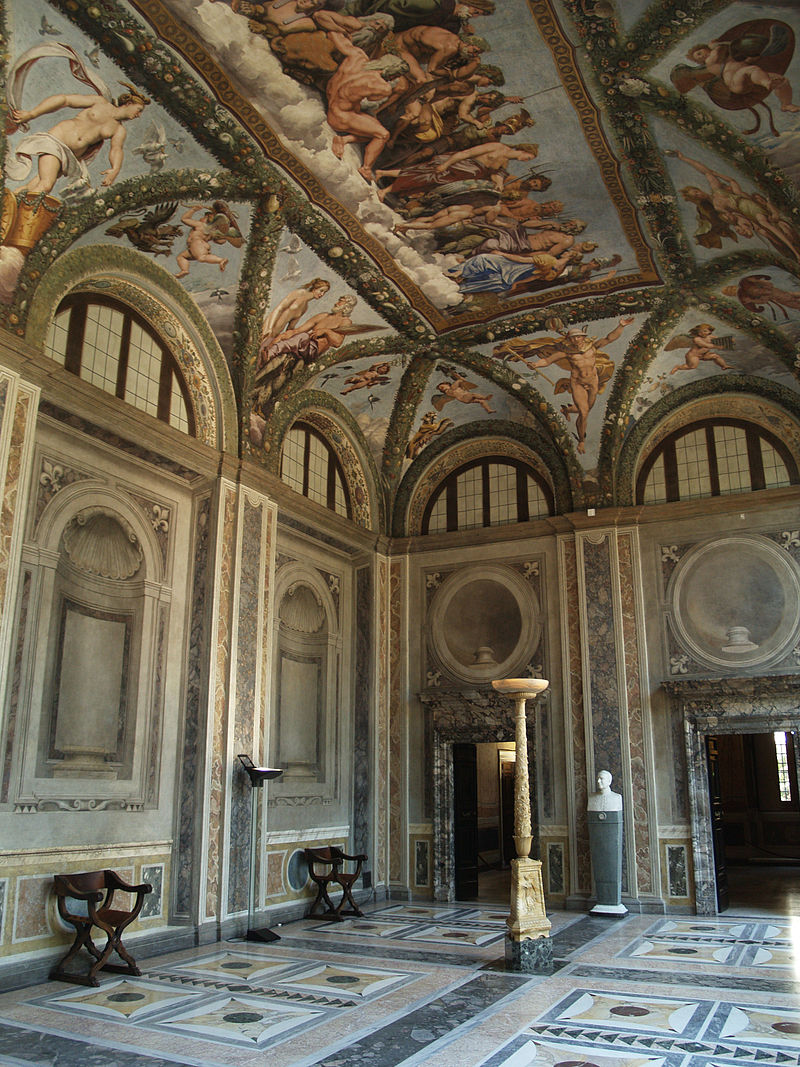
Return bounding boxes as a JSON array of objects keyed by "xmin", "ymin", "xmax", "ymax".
[
  {"xmin": 422, "ymin": 457, "xmax": 553, "ymax": 534},
  {"xmin": 280, "ymin": 422, "xmax": 351, "ymax": 519},
  {"xmin": 45, "ymin": 294, "xmax": 195, "ymax": 435},
  {"xmin": 636, "ymin": 418, "xmax": 798, "ymax": 505}
]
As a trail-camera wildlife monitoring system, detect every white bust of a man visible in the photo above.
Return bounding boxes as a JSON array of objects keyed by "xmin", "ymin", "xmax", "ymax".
[{"xmin": 587, "ymin": 769, "xmax": 622, "ymax": 811}]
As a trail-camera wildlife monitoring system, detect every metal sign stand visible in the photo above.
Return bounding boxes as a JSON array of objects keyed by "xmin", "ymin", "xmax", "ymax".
[{"xmin": 237, "ymin": 755, "xmax": 283, "ymax": 943}]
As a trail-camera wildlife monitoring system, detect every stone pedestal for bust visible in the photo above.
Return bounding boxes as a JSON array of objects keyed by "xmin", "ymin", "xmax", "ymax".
[{"xmin": 587, "ymin": 771, "xmax": 627, "ymax": 916}]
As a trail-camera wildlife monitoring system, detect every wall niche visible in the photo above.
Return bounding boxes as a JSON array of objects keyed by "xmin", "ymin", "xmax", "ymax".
[
  {"xmin": 271, "ymin": 561, "xmax": 342, "ymax": 803},
  {"xmin": 427, "ymin": 563, "xmax": 542, "ymax": 685},
  {"xmin": 12, "ymin": 485, "xmax": 169, "ymax": 812}
]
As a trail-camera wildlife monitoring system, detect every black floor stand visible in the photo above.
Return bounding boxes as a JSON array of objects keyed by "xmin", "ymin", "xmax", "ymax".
[{"xmin": 238, "ymin": 755, "xmax": 283, "ymax": 943}]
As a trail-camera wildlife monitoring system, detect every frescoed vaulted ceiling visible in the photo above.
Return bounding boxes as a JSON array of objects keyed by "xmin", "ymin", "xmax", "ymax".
[{"xmin": 2, "ymin": 0, "xmax": 800, "ymax": 518}]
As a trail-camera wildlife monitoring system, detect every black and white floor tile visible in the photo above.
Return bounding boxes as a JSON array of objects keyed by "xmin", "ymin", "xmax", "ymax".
[{"xmin": 0, "ymin": 901, "xmax": 797, "ymax": 1066}]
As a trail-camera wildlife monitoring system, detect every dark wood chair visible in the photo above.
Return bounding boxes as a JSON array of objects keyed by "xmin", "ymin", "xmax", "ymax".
[
  {"xmin": 304, "ymin": 846, "xmax": 367, "ymax": 920},
  {"xmin": 50, "ymin": 870, "xmax": 152, "ymax": 986}
]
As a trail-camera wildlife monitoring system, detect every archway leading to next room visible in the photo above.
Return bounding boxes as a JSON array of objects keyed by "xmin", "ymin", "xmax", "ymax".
[
  {"xmin": 420, "ymin": 688, "xmax": 541, "ymax": 904},
  {"xmin": 665, "ymin": 676, "xmax": 800, "ymax": 915}
]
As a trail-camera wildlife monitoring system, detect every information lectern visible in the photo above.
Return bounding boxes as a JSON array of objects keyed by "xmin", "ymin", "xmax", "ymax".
[{"xmin": 238, "ymin": 754, "xmax": 283, "ymax": 942}]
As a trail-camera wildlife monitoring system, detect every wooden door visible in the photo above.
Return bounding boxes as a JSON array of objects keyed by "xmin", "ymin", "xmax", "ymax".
[
  {"xmin": 706, "ymin": 735, "xmax": 729, "ymax": 911},
  {"xmin": 453, "ymin": 743, "xmax": 478, "ymax": 899}
]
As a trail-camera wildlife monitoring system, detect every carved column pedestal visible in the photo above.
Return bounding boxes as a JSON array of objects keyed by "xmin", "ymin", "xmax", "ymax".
[{"xmin": 492, "ymin": 678, "xmax": 552, "ymax": 974}]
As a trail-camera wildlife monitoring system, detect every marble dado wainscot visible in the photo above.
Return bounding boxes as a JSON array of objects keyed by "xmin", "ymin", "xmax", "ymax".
[
  {"xmin": 0, "ymin": 843, "xmax": 170, "ymax": 977},
  {"xmin": 419, "ymin": 686, "xmax": 545, "ymax": 903},
  {"xmin": 664, "ymin": 674, "xmax": 800, "ymax": 915}
]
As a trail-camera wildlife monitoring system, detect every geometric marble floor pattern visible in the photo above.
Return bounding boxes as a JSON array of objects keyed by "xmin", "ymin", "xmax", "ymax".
[{"xmin": 0, "ymin": 903, "xmax": 798, "ymax": 1066}]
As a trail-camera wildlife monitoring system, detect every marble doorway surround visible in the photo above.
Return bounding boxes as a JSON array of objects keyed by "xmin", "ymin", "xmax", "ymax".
[
  {"xmin": 419, "ymin": 687, "xmax": 541, "ymax": 902},
  {"xmin": 664, "ymin": 675, "xmax": 800, "ymax": 915}
]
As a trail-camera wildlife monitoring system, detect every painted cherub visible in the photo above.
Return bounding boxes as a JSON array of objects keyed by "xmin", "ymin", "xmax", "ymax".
[
  {"xmin": 665, "ymin": 323, "xmax": 734, "ymax": 374},
  {"xmin": 431, "ymin": 368, "xmax": 495, "ymax": 414}
]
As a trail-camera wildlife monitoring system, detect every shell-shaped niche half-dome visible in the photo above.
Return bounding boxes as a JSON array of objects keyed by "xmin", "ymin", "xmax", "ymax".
[
  {"xmin": 62, "ymin": 510, "xmax": 144, "ymax": 580},
  {"xmin": 279, "ymin": 583, "xmax": 326, "ymax": 634}
]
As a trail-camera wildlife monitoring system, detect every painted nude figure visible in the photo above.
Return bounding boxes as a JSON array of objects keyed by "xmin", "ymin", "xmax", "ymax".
[
  {"xmin": 8, "ymin": 85, "xmax": 149, "ymax": 196},
  {"xmin": 530, "ymin": 318, "xmax": 633, "ymax": 454},
  {"xmin": 341, "ymin": 361, "xmax": 392, "ymax": 394},
  {"xmin": 431, "ymin": 369, "xmax": 495, "ymax": 413},
  {"xmin": 722, "ymin": 274, "xmax": 800, "ymax": 319},
  {"xmin": 686, "ymin": 36, "xmax": 800, "ymax": 113},
  {"xmin": 666, "ymin": 323, "xmax": 733, "ymax": 374},
  {"xmin": 260, "ymin": 277, "xmax": 330, "ymax": 350},
  {"xmin": 325, "ymin": 32, "xmax": 408, "ymax": 181},
  {"xmin": 175, "ymin": 202, "xmax": 244, "ymax": 278},
  {"xmin": 669, "ymin": 148, "xmax": 800, "ymax": 261}
]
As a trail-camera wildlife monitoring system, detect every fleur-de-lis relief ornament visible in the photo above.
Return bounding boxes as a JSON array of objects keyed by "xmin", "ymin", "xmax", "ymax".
[
  {"xmin": 40, "ymin": 460, "xmax": 64, "ymax": 492},
  {"xmin": 151, "ymin": 504, "xmax": 170, "ymax": 534}
]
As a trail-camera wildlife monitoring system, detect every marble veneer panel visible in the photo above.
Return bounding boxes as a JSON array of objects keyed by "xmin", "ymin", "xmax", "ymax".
[
  {"xmin": 560, "ymin": 538, "xmax": 589, "ymax": 894},
  {"xmin": 353, "ymin": 566, "xmax": 371, "ymax": 859},
  {"xmin": 617, "ymin": 532, "xmax": 652, "ymax": 896},
  {"xmin": 175, "ymin": 495, "xmax": 210, "ymax": 918},
  {"xmin": 1, "ymin": 571, "xmax": 29, "ymax": 804},
  {"xmin": 580, "ymin": 532, "xmax": 627, "ymax": 894},
  {"xmin": 0, "ymin": 378, "xmax": 38, "ymax": 728},
  {"xmin": 389, "ymin": 558, "xmax": 403, "ymax": 885},
  {"xmin": 13, "ymin": 877, "xmax": 50, "ymax": 942},
  {"xmin": 581, "ymin": 534, "xmax": 623, "ymax": 784},
  {"xmin": 227, "ymin": 495, "xmax": 265, "ymax": 917},
  {"xmin": 205, "ymin": 484, "xmax": 237, "ymax": 922},
  {"xmin": 376, "ymin": 558, "xmax": 389, "ymax": 887}
]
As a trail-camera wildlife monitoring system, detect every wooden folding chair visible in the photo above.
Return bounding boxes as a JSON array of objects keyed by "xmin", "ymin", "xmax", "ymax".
[
  {"xmin": 304, "ymin": 846, "xmax": 367, "ymax": 920},
  {"xmin": 50, "ymin": 870, "xmax": 152, "ymax": 986}
]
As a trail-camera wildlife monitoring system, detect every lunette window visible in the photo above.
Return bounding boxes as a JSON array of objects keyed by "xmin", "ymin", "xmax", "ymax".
[
  {"xmin": 281, "ymin": 422, "xmax": 351, "ymax": 519},
  {"xmin": 45, "ymin": 295, "xmax": 195, "ymax": 435},
  {"xmin": 637, "ymin": 419, "xmax": 797, "ymax": 505},
  {"xmin": 422, "ymin": 457, "xmax": 553, "ymax": 534}
]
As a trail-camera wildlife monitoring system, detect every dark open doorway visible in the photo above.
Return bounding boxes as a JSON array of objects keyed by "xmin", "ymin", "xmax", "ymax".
[
  {"xmin": 453, "ymin": 741, "xmax": 515, "ymax": 903},
  {"xmin": 707, "ymin": 730, "xmax": 800, "ymax": 913}
]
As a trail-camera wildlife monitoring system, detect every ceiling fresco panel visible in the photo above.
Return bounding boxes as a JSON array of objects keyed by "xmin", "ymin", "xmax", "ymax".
[
  {"xmin": 657, "ymin": 123, "xmax": 800, "ymax": 267},
  {"xmin": 719, "ymin": 267, "xmax": 800, "ymax": 337},
  {"xmin": 2, "ymin": 0, "xmax": 800, "ymax": 518},
  {"xmin": 626, "ymin": 311, "xmax": 800, "ymax": 427},
  {"xmin": 650, "ymin": 4, "xmax": 800, "ymax": 190},
  {"xmin": 306, "ymin": 352, "xmax": 405, "ymax": 464},
  {"xmin": 151, "ymin": 0, "xmax": 661, "ymax": 330}
]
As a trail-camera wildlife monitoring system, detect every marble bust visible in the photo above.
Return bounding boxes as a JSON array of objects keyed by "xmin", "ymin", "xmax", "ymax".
[{"xmin": 587, "ymin": 769, "xmax": 622, "ymax": 812}]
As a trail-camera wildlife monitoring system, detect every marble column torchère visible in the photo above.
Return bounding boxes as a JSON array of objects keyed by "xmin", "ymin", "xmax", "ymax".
[{"xmin": 491, "ymin": 678, "xmax": 552, "ymax": 973}]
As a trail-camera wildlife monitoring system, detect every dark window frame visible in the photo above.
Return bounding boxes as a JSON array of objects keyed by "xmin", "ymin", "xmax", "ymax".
[
  {"xmin": 421, "ymin": 456, "xmax": 553, "ymax": 534},
  {"xmin": 52, "ymin": 294, "xmax": 196, "ymax": 436},
  {"xmin": 280, "ymin": 422, "xmax": 352, "ymax": 519},
  {"xmin": 636, "ymin": 418, "xmax": 798, "ymax": 505}
]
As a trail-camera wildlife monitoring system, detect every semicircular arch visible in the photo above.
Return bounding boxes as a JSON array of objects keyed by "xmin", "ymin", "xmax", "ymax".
[
  {"xmin": 263, "ymin": 390, "xmax": 384, "ymax": 533},
  {"xmin": 614, "ymin": 375, "xmax": 800, "ymax": 507},
  {"xmin": 24, "ymin": 245, "xmax": 238, "ymax": 452},
  {"xmin": 393, "ymin": 422, "xmax": 573, "ymax": 538},
  {"xmin": 34, "ymin": 479, "xmax": 166, "ymax": 585}
]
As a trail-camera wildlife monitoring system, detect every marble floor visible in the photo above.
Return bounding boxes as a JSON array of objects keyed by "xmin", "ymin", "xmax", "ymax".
[{"xmin": 0, "ymin": 890, "xmax": 799, "ymax": 1067}]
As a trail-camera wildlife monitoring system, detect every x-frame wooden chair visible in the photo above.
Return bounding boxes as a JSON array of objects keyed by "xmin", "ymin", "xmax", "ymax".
[{"xmin": 50, "ymin": 870, "xmax": 152, "ymax": 986}]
